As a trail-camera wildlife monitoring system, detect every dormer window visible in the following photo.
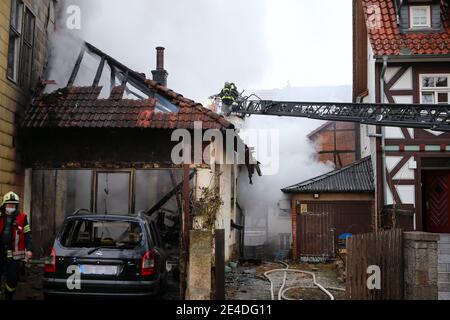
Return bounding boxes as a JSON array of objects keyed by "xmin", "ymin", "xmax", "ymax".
[{"xmin": 410, "ymin": 5, "xmax": 431, "ymax": 28}]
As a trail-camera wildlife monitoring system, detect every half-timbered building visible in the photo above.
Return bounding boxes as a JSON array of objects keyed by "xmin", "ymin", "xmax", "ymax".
[{"xmin": 354, "ymin": 0, "xmax": 450, "ymax": 299}]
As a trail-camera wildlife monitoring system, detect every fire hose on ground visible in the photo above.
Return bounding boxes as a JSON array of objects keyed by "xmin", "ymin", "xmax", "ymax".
[{"xmin": 263, "ymin": 261, "xmax": 345, "ymax": 300}]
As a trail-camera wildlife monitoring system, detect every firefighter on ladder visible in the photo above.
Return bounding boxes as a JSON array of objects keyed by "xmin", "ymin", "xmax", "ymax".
[
  {"xmin": 0, "ymin": 192, "xmax": 32, "ymax": 300},
  {"xmin": 219, "ymin": 82, "xmax": 240, "ymax": 107}
]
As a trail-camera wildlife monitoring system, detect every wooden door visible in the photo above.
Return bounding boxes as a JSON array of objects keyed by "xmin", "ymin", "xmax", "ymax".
[
  {"xmin": 424, "ymin": 170, "xmax": 450, "ymax": 233},
  {"xmin": 297, "ymin": 211, "xmax": 334, "ymax": 259}
]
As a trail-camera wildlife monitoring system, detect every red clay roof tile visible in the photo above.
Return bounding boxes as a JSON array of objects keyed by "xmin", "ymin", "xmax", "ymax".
[
  {"xmin": 24, "ymin": 82, "xmax": 233, "ymax": 130},
  {"xmin": 361, "ymin": 0, "xmax": 450, "ymax": 55}
]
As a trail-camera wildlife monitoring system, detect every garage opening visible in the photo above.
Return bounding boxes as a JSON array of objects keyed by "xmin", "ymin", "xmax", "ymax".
[{"xmin": 30, "ymin": 168, "xmax": 186, "ymax": 299}]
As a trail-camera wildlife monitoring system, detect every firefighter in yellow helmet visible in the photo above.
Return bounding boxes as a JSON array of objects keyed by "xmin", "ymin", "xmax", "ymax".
[
  {"xmin": 219, "ymin": 82, "xmax": 239, "ymax": 107},
  {"xmin": 0, "ymin": 192, "xmax": 32, "ymax": 300}
]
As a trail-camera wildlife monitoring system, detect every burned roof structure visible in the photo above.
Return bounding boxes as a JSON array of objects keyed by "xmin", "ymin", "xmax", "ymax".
[
  {"xmin": 281, "ymin": 157, "xmax": 375, "ymax": 194},
  {"xmin": 24, "ymin": 42, "xmax": 233, "ymax": 131},
  {"xmin": 22, "ymin": 42, "xmax": 260, "ymax": 180}
]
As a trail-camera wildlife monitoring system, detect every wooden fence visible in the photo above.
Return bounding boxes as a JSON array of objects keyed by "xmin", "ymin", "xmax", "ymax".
[{"xmin": 346, "ymin": 229, "xmax": 403, "ymax": 300}]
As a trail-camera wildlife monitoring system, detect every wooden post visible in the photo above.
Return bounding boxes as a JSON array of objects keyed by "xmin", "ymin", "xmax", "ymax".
[
  {"xmin": 183, "ymin": 165, "xmax": 190, "ymax": 254},
  {"xmin": 215, "ymin": 229, "xmax": 225, "ymax": 300},
  {"xmin": 180, "ymin": 164, "xmax": 190, "ymax": 298}
]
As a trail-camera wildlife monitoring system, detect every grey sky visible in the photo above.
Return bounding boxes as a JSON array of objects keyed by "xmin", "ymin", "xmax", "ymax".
[{"xmin": 64, "ymin": 0, "xmax": 352, "ymax": 102}]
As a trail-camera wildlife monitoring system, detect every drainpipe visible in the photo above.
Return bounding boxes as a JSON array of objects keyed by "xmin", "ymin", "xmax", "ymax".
[
  {"xmin": 380, "ymin": 56, "xmax": 389, "ymax": 231},
  {"xmin": 369, "ymin": 57, "xmax": 389, "ymax": 231}
]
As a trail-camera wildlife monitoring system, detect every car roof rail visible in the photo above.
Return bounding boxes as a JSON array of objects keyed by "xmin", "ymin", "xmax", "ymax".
[{"xmin": 73, "ymin": 208, "xmax": 91, "ymax": 215}]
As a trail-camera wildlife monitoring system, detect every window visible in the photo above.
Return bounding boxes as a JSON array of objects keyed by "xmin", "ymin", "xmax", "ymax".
[
  {"xmin": 60, "ymin": 219, "xmax": 142, "ymax": 249},
  {"xmin": 64, "ymin": 170, "xmax": 92, "ymax": 216},
  {"xmin": 7, "ymin": 0, "xmax": 23, "ymax": 82},
  {"xmin": 20, "ymin": 8, "xmax": 35, "ymax": 89},
  {"xmin": 420, "ymin": 75, "xmax": 450, "ymax": 104},
  {"xmin": 6, "ymin": 0, "xmax": 36, "ymax": 88},
  {"xmin": 96, "ymin": 172, "xmax": 131, "ymax": 214},
  {"xmin": 410, "ymin": 6, "xmax": 431, "ymax": 28}
]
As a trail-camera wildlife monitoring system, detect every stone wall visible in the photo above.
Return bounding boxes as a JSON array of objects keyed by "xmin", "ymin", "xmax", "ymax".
[
  {"xmin": 403, "ymin": 232, "xmax": 439, "ymax": 300},
  {"xmin": 438, "ymin": 234, "xmax": 450, "ymax": 300}
]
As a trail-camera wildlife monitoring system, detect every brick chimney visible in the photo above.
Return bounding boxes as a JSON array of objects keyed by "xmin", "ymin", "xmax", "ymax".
[{"xmin": 151, "ymin": 47, "xmax": 168, "ymax": 87}]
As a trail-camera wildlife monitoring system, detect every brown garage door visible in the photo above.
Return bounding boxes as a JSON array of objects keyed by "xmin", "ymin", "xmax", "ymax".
[{"xmin": 296, "ymin": 201, "xmax": 373, "ymax": 259}]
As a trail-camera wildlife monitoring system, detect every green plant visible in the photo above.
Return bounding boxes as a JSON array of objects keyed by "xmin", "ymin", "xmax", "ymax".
[{"xmin": 191, "ymin": 183, "xmax": 223, "ymax": 230}]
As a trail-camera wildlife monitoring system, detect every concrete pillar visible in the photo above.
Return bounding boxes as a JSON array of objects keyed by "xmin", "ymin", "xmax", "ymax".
[
  {"xmin": 186, "ymin": 230, "xmax": 212, "ymax": 300},
  {"xmin": 403, "ymin": 232, "xmax": 440, "ymax": 300}
]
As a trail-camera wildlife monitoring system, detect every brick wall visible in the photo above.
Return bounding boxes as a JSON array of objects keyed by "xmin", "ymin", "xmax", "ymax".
[
  {"xmin": 0, "ymin": 0, "xmax": 54, "ymax": 204},
  {"xmin": 309, "ymin": 121, "xmax": 359, "ymax": 169}
]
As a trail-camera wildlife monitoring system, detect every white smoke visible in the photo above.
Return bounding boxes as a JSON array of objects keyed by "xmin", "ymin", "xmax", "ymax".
[
  {"xmin": 46, "ymin": 1, "xmax": 353, "ymax": 258},
  {"xmin": 238, "ymin": 85, "xmax": 352, "ymax": 258},
  {"xmin": 51, "ymin": 0, "xmax": 272, "ymax": 101}
]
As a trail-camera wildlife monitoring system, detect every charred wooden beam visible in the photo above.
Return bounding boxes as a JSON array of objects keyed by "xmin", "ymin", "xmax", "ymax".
[
  {"xmin": 144, "ymin": 170, "xmax": 195, "ymax": 217},
  {"xmin": 93, "ymin": 56, "xmax": 106, "ymax": 87},
  {"xmin": 67, "ymin": 48, "xmax": 85, "ymax": 87},
  {"xmin": 120, "ymin": 70, "xmax": 129, "ymax": 87},
  {"xmin": 109, "ymin": 63, "xmax": 116, "ymax": 92},
  {"xmin": 85, "ymin": 42, "xmax": 152, "ymax": 97}
]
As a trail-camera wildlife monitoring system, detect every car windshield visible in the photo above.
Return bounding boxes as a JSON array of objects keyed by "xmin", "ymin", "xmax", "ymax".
[{"xmin": 61, "ymin": 219, "xmax": 142, "ymax": 249}]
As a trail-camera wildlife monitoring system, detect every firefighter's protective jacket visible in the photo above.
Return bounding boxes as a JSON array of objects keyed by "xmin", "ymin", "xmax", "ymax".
[
  {"xmin": 0, "ymin": 211, "xmax": 32, "ymax": 260},
  {"xmin": 220, "ymin": 83, "xmax": 239, "ymax": 104}
]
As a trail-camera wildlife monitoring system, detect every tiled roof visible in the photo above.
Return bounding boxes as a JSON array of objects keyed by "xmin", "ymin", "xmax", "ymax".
[
  {"xmin": 23, "ymin": 83, "xmax": 233, "ymax": 130},
  {"xmin": 281, "ymin": 157, "xmax": 374, "ymax": 194},
  {"xmin": 361, "ymin": 0, "xmax": 450, "ymax": 55}
]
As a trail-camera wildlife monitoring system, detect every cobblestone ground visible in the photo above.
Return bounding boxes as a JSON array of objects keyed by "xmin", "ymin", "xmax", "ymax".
[{"xmin": 226, "ymin": 261, "xmax": 346, "ymax": 300}]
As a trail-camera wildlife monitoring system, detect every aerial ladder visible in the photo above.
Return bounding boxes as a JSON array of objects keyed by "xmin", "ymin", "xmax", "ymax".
[{"xmin": 215, "ymin": 85, "xmax": 450, "ymax": 132}]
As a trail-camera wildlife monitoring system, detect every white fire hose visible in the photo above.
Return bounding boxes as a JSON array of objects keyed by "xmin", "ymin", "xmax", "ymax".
[{"xmin": 263, "ymin": 261, "xmax": 344, "ymax": 300}]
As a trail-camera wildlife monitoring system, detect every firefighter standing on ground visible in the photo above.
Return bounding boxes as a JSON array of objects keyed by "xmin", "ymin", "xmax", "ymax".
[{"xmin": 0, "ymin": 192, "xmax": 32, "ymax": 300}]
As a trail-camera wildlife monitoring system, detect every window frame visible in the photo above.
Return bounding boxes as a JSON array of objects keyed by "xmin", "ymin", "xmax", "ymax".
[
  {"xmin": 7, "ymin": 0, "xmax": 24, "ymax": 83},
  {"xmin": 94, "ymin": 170, "xmax": 133, "ymax": 215},
  {"xmin": 420, "ymin": 74, "xmax": 450, "ymax": 105},
  {"xmin": 409, "ymin": 5, "xmax": 432, "ymax": 29},
  {"xmin": 19, "ymin": 7, "xmax": 36, "ymax": 89}
]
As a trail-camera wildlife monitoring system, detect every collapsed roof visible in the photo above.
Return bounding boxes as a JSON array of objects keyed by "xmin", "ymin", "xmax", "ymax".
[
  {"xmin": 22, "ymin": 42, "xmax": 260, "ymax": 182},
  {"xmin": 23, "ymin": 42, "xmax": 233, "ymax": 130}
]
